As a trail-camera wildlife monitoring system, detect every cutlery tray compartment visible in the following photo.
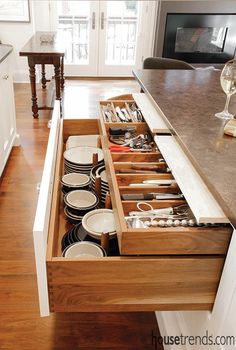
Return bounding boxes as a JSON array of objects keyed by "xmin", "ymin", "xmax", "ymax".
[
  {"xmin": 98, "ymin": 97, "xmax": 232, "ymax": 256},
  {"xmin": 99, "ymin": 95, "xmax": 144, "ymax": 124},
  {"xmin": 45, "ymin": 117, "xmax": 230, "ymax": 313}
]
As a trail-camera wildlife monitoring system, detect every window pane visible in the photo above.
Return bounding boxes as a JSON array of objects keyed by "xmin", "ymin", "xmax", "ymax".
[
  {"xmin": 105, "ymin": 1, "xmax": 139, "ymax": 65},
  {"xmin": 57, "ymin": 0, "xmax": 90, "ymax": 64}
]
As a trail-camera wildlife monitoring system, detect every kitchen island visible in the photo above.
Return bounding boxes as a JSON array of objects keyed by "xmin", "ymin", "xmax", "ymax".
[{"xmin": 133, "ymin": 69, "xmax": 236, "ymax": 227}]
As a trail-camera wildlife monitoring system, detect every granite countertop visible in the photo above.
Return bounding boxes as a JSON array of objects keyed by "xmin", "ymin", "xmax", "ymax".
[
  {"xmin": 0, "ymin": 44, "xmax": 13, "ymax": 64},
  {"xmin": 133, "ymin": 69, "xmax": 236, "ymax": 227}
]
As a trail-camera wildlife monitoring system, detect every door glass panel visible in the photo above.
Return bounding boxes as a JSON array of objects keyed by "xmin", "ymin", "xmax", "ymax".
[
  {"xmin": 57, "ymin": 0, "xmax": 90, "ymax": 64},
  {"xmin": 105, "ymin": 1, "xmax": 139, "ymax": 65}
]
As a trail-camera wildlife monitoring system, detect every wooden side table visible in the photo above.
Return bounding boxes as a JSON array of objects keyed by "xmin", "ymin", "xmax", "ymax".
[{"xmin": 20, "ymin": 32, "xmax": 65, "ymax": 118}]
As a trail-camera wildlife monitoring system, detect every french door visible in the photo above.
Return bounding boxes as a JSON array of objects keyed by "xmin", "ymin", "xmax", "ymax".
[{"xmin": 50, "ymin": 0, "xmax": 156, "ymax": 77}]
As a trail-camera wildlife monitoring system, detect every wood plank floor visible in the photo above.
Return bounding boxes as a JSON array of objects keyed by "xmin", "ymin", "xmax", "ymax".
[{"xmin": 0, "ymin": 80, "xmax": 163, "ymax": 350}]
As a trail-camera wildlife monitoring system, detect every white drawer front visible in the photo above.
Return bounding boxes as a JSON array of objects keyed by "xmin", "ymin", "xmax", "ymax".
[
  {"xmin": 132, "ymin": 93, "xmax": 170, "ymax": 134},
  {"xmin": 155, "ymin": 135, "xmax": 229, "ymax": 224},
  {"xmin": 33, "ymin": 101, "xmax": 61, "ymax": 317}
]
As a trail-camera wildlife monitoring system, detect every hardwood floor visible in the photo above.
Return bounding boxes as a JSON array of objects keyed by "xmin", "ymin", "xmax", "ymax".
[{"xmin": 0, "ymin": 80, "xmax": 163, "ymax": 350}]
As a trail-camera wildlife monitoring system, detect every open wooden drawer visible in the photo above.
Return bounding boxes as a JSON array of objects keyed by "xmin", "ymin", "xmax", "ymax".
[
  {"xmin": 98, "ymin": 95, "xmax": 232, "ymax": 256},
  {"xmin": 33, "ymin": 101, "xmax": 232, "ymax": 318}
]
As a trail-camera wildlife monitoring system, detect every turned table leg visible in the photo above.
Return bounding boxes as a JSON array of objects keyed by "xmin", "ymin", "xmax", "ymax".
[
  {"xmin": 54, "ymin": 62, "xmax": 61, "ymax": 100},
  {"xmin": 61, "ymin": 56, "xmax": 65, "ymax": 90},
  {"xmin": 41, "ymin": 64, "xmax": 47, "ymax": 89},
  {"xmin": 28, "ymin": 58, "xmax": 39, "ymax": 118}
]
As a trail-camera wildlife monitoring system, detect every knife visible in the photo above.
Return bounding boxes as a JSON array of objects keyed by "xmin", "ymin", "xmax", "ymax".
[
  {"xmin": 118, "ymin": 169, "xmax": 157, "ymax": 174},
  {"xmin": 121, "ymin": 193, "xmax": 184, "ymax": 200}
]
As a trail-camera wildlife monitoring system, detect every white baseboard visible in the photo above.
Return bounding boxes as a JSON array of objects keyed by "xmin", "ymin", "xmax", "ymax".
[
  {"xmin": 13, "ymin": 133, "xmax": 21, "ymax": 147},
  {"xmin": 156, "ymin": 311, "xmax": 188, "ymax": 350},
  {"xmin": 156, "ymin": 311, "xmax": 227, "ymax": 350}
]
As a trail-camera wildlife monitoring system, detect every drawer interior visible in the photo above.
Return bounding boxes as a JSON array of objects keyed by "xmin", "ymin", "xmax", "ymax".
[
  {"xmin": 45, "ymin": 113, "xmax": 232, "ymax": 313},
  {"xmin": 97, "ymin": 102, "xmax": 232, "ymax": 256}
]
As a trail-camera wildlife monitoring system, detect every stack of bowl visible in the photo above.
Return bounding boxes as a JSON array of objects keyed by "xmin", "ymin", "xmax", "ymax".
[
  {"xmin": 82, "ymin": 209, "xmax": 117, "ymax": 240},
  {"xmin": 63, "ymin": 146, "xmax": 104, "ymax": 175},
  {"xmin": 64, "ymin": 190, "xmax": 99, "ymax": 224},
  {"xmin": 63, "ymin": 241, "xmax": 106, "ymax": 258},
  {"xmin": 90, "ymin": 165, "xmax": 110, "ymax": 204},
  {"xmin": 61, "ymin": 220, "xmax": 119, "ymax": 257},
  {"xmin": 61, "ymin": 173, "xmax": 90, "ymax": 194}
]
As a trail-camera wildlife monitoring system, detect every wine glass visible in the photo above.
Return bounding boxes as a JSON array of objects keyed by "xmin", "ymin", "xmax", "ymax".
[{"xmin": 215, "ymin": 59, "xmax": 236, "ymax": 119}]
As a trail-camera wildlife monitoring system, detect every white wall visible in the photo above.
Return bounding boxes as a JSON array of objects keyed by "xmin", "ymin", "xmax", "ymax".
[
  {"xmin": 135, "ymin": 1, "xmax": 159, "ymax": 69},
  {"xmin": 0, "ymin": 0, "xmax": 52, "ymax": 82},
  {"xmin": 0, "ymin": 0, "xmax": 34, "ymax": 82}
]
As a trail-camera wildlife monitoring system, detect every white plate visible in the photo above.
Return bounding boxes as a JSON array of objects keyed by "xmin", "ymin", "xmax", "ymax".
[
  {"xmin": 91, "ymin": 176, "xmax": 109, "ymax": 185},
  {"xmin": 65, "ymin": 190, "xmax": 98, "ymax": 209},
  {"xmin": 95, "ymin": 166, "xmax": 105, "ymax": 177},
  {"xmin": 99, "ymin": 170, "xmax": 108, "ymax": 183},
  {"xmin": 64, "ymin": 164, "xmax": 91, "ymax": 171},
  {"xmin": 66, "ymin": 135, "xmax": 100, "ymax": 150},
  {"xmin": 64, "ymin": 241, "xmax": 104, "ymax": 258},
  {"xmin": 64, "ymin": 161, "xmax": 94, "ymax": 169},
  {"xmin": 64, "ymin": 169, "xmax": 91, "ymax": 176},
  {"xmin": 61, "ymin": 173, "xmax": 90, "ymax": 187},
  {"xmin": 64, "ymin": 206, "xmax": 83, "ymax": 220},
  {"xmin": 64, "ymin": 146, "xmax": 104, "ymax": 165},
  {"xmin": 82, "ymin": 209, "xmax": 116, "ymax": 239}
]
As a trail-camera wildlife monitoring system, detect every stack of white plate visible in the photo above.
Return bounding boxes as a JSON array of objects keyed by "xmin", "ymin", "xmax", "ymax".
[
  {"xmin": 66, "ymin": 135, "xmax": 100, "ymax": 150},
  {"xmin": 64, "ymin": 146, "xmax": 104, "ymax": 175},
  {"xmin": 90, "ymin": 165, "xmax": 110, "ymax": 204},
  {"xmin": 82, "ymin": 209, "xmax": 117, "ymax": 240},
  {"xmin": 64, "ymin": 190, "xmax": 99, "ymax": 223},
  {"xmin": 61, "ymin": 173, "xmax": 90, "ymax": 194},
  {"xmin": 63, "ymin": 241, "xmax": 106, "ymax": 258}
]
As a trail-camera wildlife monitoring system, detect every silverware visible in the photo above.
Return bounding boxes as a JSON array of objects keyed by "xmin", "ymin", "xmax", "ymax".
[
  {"xmin": 129, "ymin": 204, "xmax": 192, "ymax": 219},
  {"xmin": 102, "ymin": 104, "xmax": 117, "ymax": 122},
  {"xmin": 121, "ymin": 193, "xmax": 184, "ymax": 200},
  {"xmin": 142, "ymin": 179, "xmax": 176, "ymax": 185},
  {"xmin": 121, "ymin": 108, "xmax": 132, "ymax": 122},
  {"xmin": 118, "ymin": 169, "xmax": 157, "ymax": 174},
  {"xmin": 129, "ymin": 179, "xmax": 177, "ymax": 187},
  {"xmin": 115, "ymin": 106, "xmax": 126, "ymax": 122}
]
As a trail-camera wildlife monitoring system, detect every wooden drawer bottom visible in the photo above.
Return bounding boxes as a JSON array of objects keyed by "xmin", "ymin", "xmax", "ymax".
[{"xmin": 47, "ymin": 256, "xmax": 224, "ymax": 312}]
